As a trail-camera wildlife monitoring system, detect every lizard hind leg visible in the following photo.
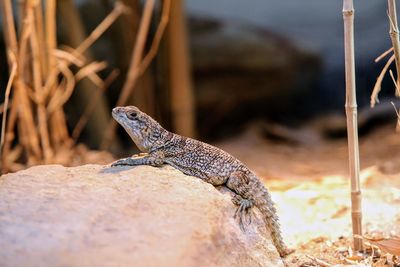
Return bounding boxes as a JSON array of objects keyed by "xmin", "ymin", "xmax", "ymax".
[{"xmin": 226, "ymin": 171, "xmax": 254, "ymax": 231}]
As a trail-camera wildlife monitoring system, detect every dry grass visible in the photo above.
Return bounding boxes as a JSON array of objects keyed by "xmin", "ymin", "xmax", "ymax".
[
  {"xmin": 371, "ymin": 1, "xmax": 400, "ymax": 108},
  {"xmin": 0, "ymin": 1, "xmax": 128, "ymax": 173},
  {"xmin": 101, "ymin": 0, "xmax": 171, "ymax": 149}
]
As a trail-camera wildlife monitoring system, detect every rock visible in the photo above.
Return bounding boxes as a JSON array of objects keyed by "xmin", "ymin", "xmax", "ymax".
[{"xmin": 0, "ymin": 164, "xmax": 283, "ymax": 267}]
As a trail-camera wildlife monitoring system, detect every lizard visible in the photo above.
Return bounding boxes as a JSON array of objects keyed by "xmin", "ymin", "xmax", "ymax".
[{"xmin": 110, "ymin": 105, "xmax": 294, "ymax": 257}]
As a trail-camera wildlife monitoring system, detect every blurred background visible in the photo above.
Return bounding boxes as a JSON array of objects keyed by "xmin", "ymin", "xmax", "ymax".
[{"xmin": 0, "ymin": 0, "xmax": 397, "ymax": 172}]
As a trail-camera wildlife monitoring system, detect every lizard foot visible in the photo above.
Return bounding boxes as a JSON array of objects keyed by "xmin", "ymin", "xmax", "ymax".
[
  {"xmin": 111, "ymin": 158, "xmax": 134, "ymax": 167},
  {"xmin": 232, "ymin": 195, "xmax": 253, "ymax": 231}
]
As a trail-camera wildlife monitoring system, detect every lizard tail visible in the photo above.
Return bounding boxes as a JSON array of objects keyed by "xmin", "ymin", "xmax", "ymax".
[{"xmin": 248, "ymin": 178, "xmax": 292, "ymax": 257}]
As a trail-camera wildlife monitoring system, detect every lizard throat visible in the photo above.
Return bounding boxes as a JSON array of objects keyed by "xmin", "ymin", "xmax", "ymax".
[{"xmin": 122, "ymin": 126, "xmax": 150, "ymax": 152}]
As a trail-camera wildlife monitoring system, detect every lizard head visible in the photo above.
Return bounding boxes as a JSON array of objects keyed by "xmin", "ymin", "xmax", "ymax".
[{"xmin": 112, "ymin": 106, "xmax": 169, "ymax": 152}]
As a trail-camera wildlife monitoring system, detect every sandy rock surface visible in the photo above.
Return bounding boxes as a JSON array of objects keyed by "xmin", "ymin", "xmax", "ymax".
[{"xmin": 0, "ymin": 164, "xmax": 283, "ymax": 267}]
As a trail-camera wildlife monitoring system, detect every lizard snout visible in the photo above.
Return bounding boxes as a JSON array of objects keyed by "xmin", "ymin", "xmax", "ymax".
[
  {"xmin": 112, "ymin": 107, "xmax": 123, "ymax": 120},
  {"xmin": 112, "ymin": 107, "xmax": 120, "ymax": 114},
  {"xmin": 112, "ymin": 107, "xmax": 124, "ymax": 116}
]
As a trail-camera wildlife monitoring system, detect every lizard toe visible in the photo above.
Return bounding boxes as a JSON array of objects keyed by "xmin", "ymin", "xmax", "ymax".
[{"xmin": 234, "ymin": 198, "xmax": 254, "ymax": 231}]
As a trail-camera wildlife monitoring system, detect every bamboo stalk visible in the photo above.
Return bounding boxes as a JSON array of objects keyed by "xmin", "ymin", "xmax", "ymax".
[
  {"xmin": 342, "ymin": 0, "xmax": 363, "ymax": 252},
  {"xmin": 17, "ymin": 6, "xmax": 33, "ymax": 83},
  {"xmin": 16, "ymin": 4, "xmax": 44, "ymax": 159},
  {"xmin": 28, "ymin": 0, "xmax": 53, "ymax": 162},
  {"xmin": 45, "ymin": 0, "xmax": 70, "ymax": 150},
  {"xmin": 0, "ymin": 0, "xmax": 18, "ymax": 63},
  {"xmin": 14, "ymin": 82, "xmax": 42, "ymax": 159},
  {"xmin": 388, "ymin": 0, "xmax": 400, "ymax": 94},
  {"xmin": 1, "ymin": 0, "xmax": 42, "ymax": 161},
  {"xmin": 167, "ymin": 0, "xmax": 196, "ymax": 137},
  {"xmin": 33, "ymin": 2, "xmax": 47, "ymax": 79},
  {"xmin": 45, "ymin": 0, "xmax": 57, "ymax": 70}
]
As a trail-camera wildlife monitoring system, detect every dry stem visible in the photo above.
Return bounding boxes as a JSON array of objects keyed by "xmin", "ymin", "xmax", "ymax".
[
  {"xmin": 1, "ymin": 0, "xmax": 19, "ymax": 63},
  {"xmin": 1, "ymin": 0, "xmax": 125, "ymax": 172},
  {"xmin": 375, "ymin": 47, "xmax": 394, "ymax": 63},
  {"xmin": 44, "ymin": 0, "xmax": 58, "ymax": 98},
  {"xmin": 75, "ymin": 1, "xmax": 130, "ymax": 55},
  {"xmin": 75, "ymin": 61, "xmax": 107, "ymax": 86},
  {"xmin": 388, "ymin": 0, "xmax": 400, "ymax": 90},
  {"xmin": 47, "ymin": 62, "xmax": 76, "ymax": 114},
  {"xmin": 371, "ymin": 54, "xmax": 395, "ymax": 107},
  {"xmin": 389, "ymin": 69, "xmax": 400, "ymax": 96},
  {"xmin": 101, "ymin": 0, "xmax": 157, "ymax": 149},
  {"xmin": 0, "ymin": 54, "xmax": 17, "ymax": 159},
  {"xmin": 28, "ymin": 0, "xmax": 53, "ymax": 162},
  {"xmin": 306, "ymin": 255, "xmax": 333, "ymax": 267},
  {"xmin": 139, "ymin": 0, "xmax": 171, "ymax": 75},
  {"xmin": 390, "ymin": 102, "xmax": 400, "ymax": 132}
]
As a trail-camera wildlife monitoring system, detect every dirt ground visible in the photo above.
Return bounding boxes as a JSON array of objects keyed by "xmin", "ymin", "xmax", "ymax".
[{"xmin": 216, "ymin": 124, "xmax": 400, "ymax": 266}]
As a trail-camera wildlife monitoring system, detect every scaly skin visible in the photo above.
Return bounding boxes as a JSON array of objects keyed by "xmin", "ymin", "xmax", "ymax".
[{"xmin": 111, "ymin": 106, "xmax": 293, "ymax": 257}]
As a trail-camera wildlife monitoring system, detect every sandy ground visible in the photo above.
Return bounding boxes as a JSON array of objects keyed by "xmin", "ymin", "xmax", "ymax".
[{"xmin": 216, "ymin": 125, "xmax": 400, "ymax": 266}]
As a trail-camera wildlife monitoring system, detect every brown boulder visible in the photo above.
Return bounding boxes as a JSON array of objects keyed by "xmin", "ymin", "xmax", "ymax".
[{"xmin": 0, "ymin": 164, "xmax": 283, "ymax": 267}]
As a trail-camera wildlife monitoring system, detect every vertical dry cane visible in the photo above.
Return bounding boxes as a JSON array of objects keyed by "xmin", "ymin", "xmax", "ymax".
[
  {"xmin": 167, "ymin": 0, "xmax": 196, "ymax": 138},
  {"xmin": 342, "ymin": 0, "xmax": 363, "ymax": 252},
  {"xmin": 101, "ymin": 0, "xmax": 156, "ymax": 149},
  {"xmin": 28, "ymin": 0, "xmax": 53, "ymax": 162}
]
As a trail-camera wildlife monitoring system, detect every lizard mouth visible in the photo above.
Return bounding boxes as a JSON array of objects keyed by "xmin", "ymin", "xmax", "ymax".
[{"xmin": 112, "ymin": 107, "xmax": 123, "ymax": 119}]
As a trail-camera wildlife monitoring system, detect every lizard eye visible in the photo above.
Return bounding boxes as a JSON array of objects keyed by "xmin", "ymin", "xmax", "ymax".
[{"xmin": 127, "ymin": 111, "xmax": 137, "ymax": 120}]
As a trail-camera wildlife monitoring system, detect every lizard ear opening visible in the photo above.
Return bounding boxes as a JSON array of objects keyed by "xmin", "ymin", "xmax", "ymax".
[{"xmin": 127, "ymin": 111, "xmax": 138, "ymax": 120}]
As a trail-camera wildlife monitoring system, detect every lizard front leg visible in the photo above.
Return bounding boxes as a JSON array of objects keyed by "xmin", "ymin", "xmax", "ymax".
[{"xmin": 111, "ymin": 150, "xmax": 164, "ymax": 167}]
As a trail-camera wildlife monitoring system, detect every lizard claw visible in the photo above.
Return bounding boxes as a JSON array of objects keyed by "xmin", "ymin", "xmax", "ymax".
[
  {"xmin": 246, "ymin": 207, "xmax": 252, "ymax": 226},
  {"xmin": 234, "ymin": 198, "xmax": 253, "ymax": 231},
  {"xmin": 111, "ymin": 158, "xmax": 132, "ymax": 167}
]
